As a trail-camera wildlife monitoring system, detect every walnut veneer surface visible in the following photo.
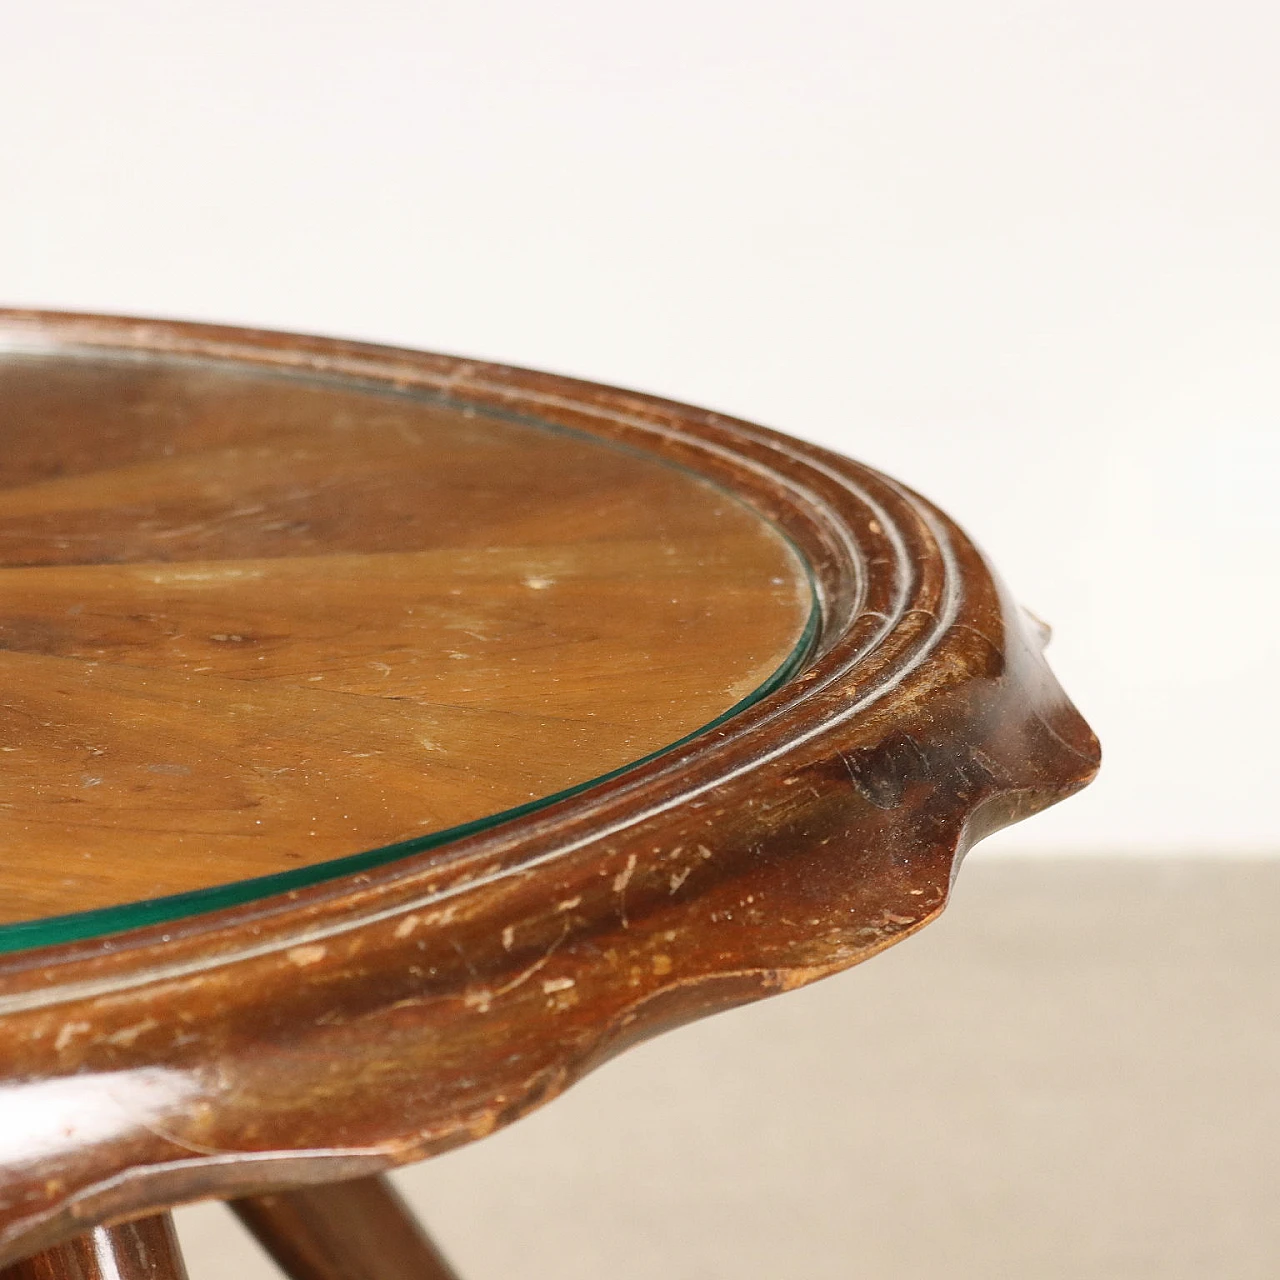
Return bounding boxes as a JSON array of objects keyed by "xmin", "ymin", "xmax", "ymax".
[{"xmin": 0, "ymin": 346, "xmax": 812, "ymax": 934}]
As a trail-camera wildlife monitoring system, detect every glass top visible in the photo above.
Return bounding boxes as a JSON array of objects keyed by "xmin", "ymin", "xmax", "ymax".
[{"xmin": 0, "ymin": 350, "xmax": 816, "ymax": 952}]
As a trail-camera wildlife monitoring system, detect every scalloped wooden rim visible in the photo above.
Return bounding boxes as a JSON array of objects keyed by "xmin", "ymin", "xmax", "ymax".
[{"xmin": 0, "ymin": 311, "xmax": 1098, "ymax": 1263}]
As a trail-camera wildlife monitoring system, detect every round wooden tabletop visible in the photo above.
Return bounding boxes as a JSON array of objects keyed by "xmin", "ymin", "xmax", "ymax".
[
  {"xmin": 0, "ymin": 313, "xmax": 1097, "ymax": 1267},
  {"xmin": 0, "ymin": 338, "xmax": 813, "ymax": 945}
]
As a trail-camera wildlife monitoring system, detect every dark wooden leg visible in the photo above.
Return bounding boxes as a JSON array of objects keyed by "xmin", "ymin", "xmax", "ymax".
[
  {"xmin": 0, "ymin": 1216, "xmax": 188, "ymax": 1280},
  {"xmin": 230, "ymin": 1176, "xmax": 461, "ymax": 1280}
]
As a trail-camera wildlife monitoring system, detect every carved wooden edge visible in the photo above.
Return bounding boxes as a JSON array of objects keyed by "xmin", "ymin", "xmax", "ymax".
[{"xmin": 0, "ymin": 311, "xmax": 1099, "ymax": 1264}]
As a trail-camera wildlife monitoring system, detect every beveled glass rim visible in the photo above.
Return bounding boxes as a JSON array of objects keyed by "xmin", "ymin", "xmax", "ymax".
[{"xmin": 0, "ymin": 354, "xmax": 821, "ymax": 954}]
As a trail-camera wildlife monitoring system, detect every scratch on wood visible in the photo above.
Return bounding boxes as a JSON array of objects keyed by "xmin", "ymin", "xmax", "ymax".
[{"xmin": 613, "ymin": 852, "xmax": 637, "ymax": 927}]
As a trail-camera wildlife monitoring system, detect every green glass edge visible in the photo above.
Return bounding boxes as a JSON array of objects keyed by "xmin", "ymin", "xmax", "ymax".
[
  {"xmin": 0, "ymin": 602, "xmax": 817, "ymax": 955},
  {"xmin": 0, "ymin": 353, "xmax": 822, "ymax": 954}
]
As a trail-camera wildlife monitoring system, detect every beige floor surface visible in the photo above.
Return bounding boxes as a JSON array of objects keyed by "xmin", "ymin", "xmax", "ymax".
[{"xmin": 177, "ymin": 855, "xmax": 1280, "ymax": 1279}]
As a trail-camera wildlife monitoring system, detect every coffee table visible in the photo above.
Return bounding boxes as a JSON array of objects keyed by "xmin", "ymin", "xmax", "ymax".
[{"xmin": 0, "ymin": 311, "xmax": 1098, "ymax": 1280}]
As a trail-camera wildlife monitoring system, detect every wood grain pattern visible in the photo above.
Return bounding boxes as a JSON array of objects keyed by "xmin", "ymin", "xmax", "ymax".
[
  {"xmin": 0, "ymin": 353, "xmax": 811, "ymax": 923},
  {"xmin": 0, "ymin": 1217, "xmax": 186, "ymax": 1280},
  {"xmin": 230, "ymin": 1176, "xmax": 460, "ymax": 1280},
  {"xmin": 0, "ymin": 312, "xmax": 1099, "ymax": 1269}
]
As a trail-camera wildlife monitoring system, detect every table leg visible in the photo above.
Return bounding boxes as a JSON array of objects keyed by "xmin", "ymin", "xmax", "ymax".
[
  {"xmin": 0, "ymin": 1216, "xmax": 189, "ymax": 1280},
  {"xmin": 230, "ymin": 1176, "xmax": 461, "ymax": 1280}
]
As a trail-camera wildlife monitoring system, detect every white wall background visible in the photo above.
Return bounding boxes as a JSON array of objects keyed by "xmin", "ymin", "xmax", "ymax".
[{"xmin": 2, "ymin": 1, "xmax": 1277, "ymax": 853}]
